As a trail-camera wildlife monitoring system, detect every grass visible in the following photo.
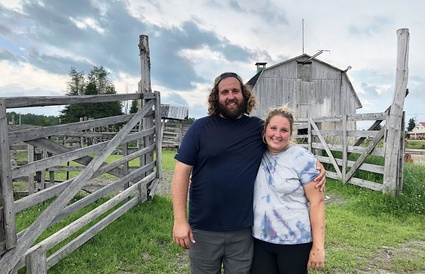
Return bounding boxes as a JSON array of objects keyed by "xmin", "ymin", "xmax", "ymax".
[
  {"xmin": 16, "ymin": 150, "xmax": 425, "ymax": 273},
  {"xmin": 323, "ymin": 175, "xmax": 425, "ymax": 273},
  {"xmin": 46, "ymin": 196, "xmax": 186, "ymax": 274},
  {"xmin": 406, "ymin": 139, "xmax": 425, "ymax": 149}
]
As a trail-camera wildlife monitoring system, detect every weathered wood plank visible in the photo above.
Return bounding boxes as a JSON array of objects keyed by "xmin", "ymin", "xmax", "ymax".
[
  {"xmin": 324, "ymin": 171, "xmax": 383, "ymax": 191},
  {"xmin": 154, "ymin": 91, "xmax": 163, "ymax": 197},
  {"xmin": 13, "ymin": 172, "xmax": 155, "ymax": 272},
  {"xmin": 309, "ymin": 117, "xmax": 342, "ymax": 179},
  {"xmin": 3, "ymin": 93, "xmax": 143, "ymax": 108},
  {"xmin": 0, "ymin": 98, "xmax": 17, "ymax": 251},
  {"xmin": 8, "ymin": 114, "xmax": 134, "ymax": 144},
  {"xmin": 311, "ymin": 143, "xmax": 384, "ymax": 157},
  {"xmin": 0, "ymin": 100, "xmax": 155, "ymax": 272},
  {"xmin": 347, "ymin": 112, "xmax": 387, "ymax": 121},
  {"xmin": 347, "ymin": 177, "xmax": 384, "ymax": 191},
  {"xmin": 46, "ymin": 196, "xmax": 140, "ymax": 270},
  {"xmin": 53, "ymin": 164, "xmax": 155, "ymax": 227},
  {"xmin": 316, "ymin": 156, "xmax": 384, "ymax": 174},
  {"xmin": 25, "ymin": 245, "xmax": 46, "ymax": 274},
  {"xmin": 383, "ymin": 28, "xmax": 409, "ymax": 195},
  {"xmin": 14, "ymin": 146, "xmax": 153, "ymax": 219},
  {"xmin": 345, "ymin": 127, "xmax": 385, "ymax": 182},
  {"xmin": 17, "ymin": 128, "xmax": 154, "ymax": 181}
]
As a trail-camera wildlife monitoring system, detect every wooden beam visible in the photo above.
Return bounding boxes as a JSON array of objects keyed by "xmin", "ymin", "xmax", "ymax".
[
  {"xmin": 0, "ymin": 100, "xmax": 155, "ymax": 272},
  {"xmin": 0, "ymin": 99, "xmax": 17, "ymax": 251},
  {"xmin": 383, "ymin": 28, "xmax": 410, "ymax": 195}
]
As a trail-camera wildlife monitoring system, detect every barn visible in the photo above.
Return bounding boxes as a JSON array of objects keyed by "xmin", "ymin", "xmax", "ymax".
[{"xmin": 248, "ymin": 53, "xmax": 362, "ymax": 132}]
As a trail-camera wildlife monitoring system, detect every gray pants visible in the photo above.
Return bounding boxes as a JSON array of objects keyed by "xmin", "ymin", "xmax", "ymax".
[{"xmin": 189, "ymin": 228, "xmax": 253, "ymax": 274}]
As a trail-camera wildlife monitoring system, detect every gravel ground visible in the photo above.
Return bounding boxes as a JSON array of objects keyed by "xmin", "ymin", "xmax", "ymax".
[
  {"xmin": 411, "ymin": 153, "xmax": 425, "ymax": 165},
  {"xmin": 155, "ymin": 169, "xmax": 174, "ymax": 196}
]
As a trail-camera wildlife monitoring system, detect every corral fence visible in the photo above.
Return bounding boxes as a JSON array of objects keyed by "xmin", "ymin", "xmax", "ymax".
[
  {"xmin": 295, "ymin": 110, "xmax": 405, "ymax": 194},
  {"xmin": 0, "ymin": 35, "xmax": 187, "ymax": 273},
  {"xmin": 161, "ymin": 122, "xmax": 189, "ymax": 149},
  {"xmin": 295, "ymin": 28, "xmax": 410, "ymax": 196}
]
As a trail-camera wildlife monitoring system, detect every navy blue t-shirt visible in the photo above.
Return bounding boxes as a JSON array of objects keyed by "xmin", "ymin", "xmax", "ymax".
[{"xmin": 175, "ymin": 114, "xmax": 266, "ymax": 231}]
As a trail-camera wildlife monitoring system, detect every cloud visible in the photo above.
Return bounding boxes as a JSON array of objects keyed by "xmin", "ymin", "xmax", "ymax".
[
  {"xmin": 161, "ymin": 92, "xmax": 189, "ymax": 107},
  {"xmin": 0, "ymin": 0, "xmax": 424, "ymax": 122},
  {"xmin": 348, "ymin": 16, "xmax": 393, "ymax": 36},
  {"xmin": 0, "ymin": 48, "xmax": 19, "ymax": 62}
]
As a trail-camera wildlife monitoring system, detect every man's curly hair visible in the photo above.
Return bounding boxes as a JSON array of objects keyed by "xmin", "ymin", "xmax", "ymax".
[{"xmin": 207, "ymin": 81, "xmax": 257, "ymax": 116}]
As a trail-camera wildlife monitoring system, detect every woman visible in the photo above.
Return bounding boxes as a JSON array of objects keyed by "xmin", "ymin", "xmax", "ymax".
[{"xmin": 251, "ymin": 106, "xmax": 325, "ymax": 273}]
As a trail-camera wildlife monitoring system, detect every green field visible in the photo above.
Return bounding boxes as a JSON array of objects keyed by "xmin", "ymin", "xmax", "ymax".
[{"xmin": 16, "ymin": 150, "xmax": 425, "ymax": 273}]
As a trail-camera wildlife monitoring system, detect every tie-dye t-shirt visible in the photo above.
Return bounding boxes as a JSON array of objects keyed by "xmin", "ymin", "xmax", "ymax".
[{"xmin": 252, "ymin": 145, "xmax": 319, "ymax": 245}]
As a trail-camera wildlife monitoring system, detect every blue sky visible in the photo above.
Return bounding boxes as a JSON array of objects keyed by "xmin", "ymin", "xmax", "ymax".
[{"xmin": 0, "ymin": 0, "xmax": 424, "ymax": 127}]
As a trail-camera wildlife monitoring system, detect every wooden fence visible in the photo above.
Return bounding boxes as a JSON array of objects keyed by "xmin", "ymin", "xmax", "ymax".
[
  {"xmin": 295, "ymin": 28, "xmax": 409, "ymax": 195},
  {"xmin": 0, "ymin": 35, "xmax": 175, "ymax": 273},
  {"xmin": 295, "ymin": 110, "xmax": 404, "ymax": 194},
  {"xmin": 6, "ymin": 121, "xmax": 187, "ymax": 197},
  {"xmin": 162, "ymin": 122, "xmax": 189, "ymax": 148}
]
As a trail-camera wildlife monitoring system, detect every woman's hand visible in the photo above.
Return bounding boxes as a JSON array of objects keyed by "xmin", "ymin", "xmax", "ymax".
[{"xmin": 307, "ymin": 247, "xmax": 325, "ymax": 271}]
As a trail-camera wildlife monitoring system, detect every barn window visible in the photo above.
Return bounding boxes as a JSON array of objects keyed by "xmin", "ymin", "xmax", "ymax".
[{"xmin": 296, "ymin": 61, "xmax": 312, "ymax": 82}]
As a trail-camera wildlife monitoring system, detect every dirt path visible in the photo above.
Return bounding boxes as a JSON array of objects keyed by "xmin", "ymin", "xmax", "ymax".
[{"xmin": 411, "ymin": 153, "xmax": 425, "ymax": 165}]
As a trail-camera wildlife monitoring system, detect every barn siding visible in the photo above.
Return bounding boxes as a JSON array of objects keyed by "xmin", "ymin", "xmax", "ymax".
[{"xmin": 250, "ymin": 55, "xmax": 361, "ymax": 132}]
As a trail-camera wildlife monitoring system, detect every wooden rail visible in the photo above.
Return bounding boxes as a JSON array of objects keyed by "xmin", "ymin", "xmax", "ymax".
[{"xmin": 0, "ymin": 34, "xmax": 169, "ymax": 274}]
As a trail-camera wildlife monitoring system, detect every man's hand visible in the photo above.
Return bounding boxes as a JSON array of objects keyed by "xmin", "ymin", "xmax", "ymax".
[
  {"xmin": 314, "ymin": 161, "xmax": 326, "ymax": 191},
  {"xmin": 173, "ymin": 220, "xmax": 195, "ymax": 249}
]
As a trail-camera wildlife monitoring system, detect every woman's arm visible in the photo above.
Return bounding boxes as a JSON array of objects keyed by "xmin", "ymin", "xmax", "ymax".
[{"xmin": 304, "ymin": 182, "xmax": 326, "ymax": 270}]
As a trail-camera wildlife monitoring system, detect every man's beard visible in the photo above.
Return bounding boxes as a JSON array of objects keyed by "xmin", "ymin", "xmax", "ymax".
[{"xmin": 218, "ymin": 99, "xmax": 247, "ymax": 119}]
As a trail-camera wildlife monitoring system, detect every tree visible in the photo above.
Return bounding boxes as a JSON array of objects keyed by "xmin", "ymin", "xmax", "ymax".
[
  {"xmin": 6, "ymin": 111, "xmax": 59, "ymax": 126},
  {"xmin": 67, "ymin": 67, "xmax": 85, "ymax": 95},
  {"xmin": 130, "ymin": 99, "xmax": 138, "ymax": 114},
  {"xmin": 407, "ymin": 118, "xmax": 416, "ymax": 132},
  {"xmin": 60, "ymin": 66, "xmax": 123, "ymax": 124}
]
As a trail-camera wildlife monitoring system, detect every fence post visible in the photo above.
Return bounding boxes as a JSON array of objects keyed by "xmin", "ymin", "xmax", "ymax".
[
  {"xmin": 138, "ymin": 35, "xmax": 154, "ymax": 179},
  {"xmin": 25, "ymin": 246, "xmax": 47, "ymax": 274},
  {"xmin": 0, "ymin": 98, "xmax": 18, "ymax": 251},
  {"xmin": 28, "ymin": 144, "xmax": 36, "ymax": 194},
  {"xmin": 383, "ymin": 28, "xmax": 409, "ymax": 195},
  {"xmin": 397, "ymin": 112, "xmax": 406, "ymax": 195},
  {"xmin": 342, "ymin": 114, "xmax": 348, "ymax": 183}
]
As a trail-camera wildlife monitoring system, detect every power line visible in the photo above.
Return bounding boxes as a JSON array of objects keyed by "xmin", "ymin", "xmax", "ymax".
[{"xmin": 406, "ymin": 113, "xmax": 425, "ymax": 115}]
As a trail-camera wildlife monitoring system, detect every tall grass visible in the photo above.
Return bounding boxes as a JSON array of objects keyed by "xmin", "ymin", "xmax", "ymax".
[
  {"xmin": 406, "ymin": 139, "xmax": 425, "ymax": 149},
  {"xmin": 17, "ymin": 150, "xmax": 425, "ymax": 273}
]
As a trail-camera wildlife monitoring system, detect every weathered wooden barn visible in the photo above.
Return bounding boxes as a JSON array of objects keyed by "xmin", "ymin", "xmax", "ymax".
[{"xmin": 248, "ymin": 53, "xmax": 362, "ymax": 131}]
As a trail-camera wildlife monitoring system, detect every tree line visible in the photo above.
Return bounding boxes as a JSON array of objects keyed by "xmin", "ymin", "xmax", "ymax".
[
  {"xmin": 6, "ymin": 112, "xmax": 59, "ymax": 126},
  {"xmin": 6, "ymin": 66, "xmax": 194, "ymax": 127}
]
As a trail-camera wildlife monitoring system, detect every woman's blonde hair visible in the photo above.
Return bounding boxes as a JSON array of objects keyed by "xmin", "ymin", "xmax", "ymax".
[{"xmin": 262, "ymin": 105, "xmax": 296, "ymax": 144}]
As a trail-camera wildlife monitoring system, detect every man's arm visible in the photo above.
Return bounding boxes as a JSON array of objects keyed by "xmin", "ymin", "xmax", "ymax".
[
  {"xmin": 172, "ymin": 161, "xmax": 194, "ymax": 249},
  {"xmin": 314, "ymin": 161, "xmax": 326, "ymax": 191}
]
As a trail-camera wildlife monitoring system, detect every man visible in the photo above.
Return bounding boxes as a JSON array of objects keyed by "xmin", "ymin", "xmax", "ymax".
[{"xmin": 172, "ymin": 72, "xmax": 325, "ymax": 274}]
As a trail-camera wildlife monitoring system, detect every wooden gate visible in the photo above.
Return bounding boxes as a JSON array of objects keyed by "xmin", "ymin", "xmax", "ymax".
[
  {"xmin": 296, "ymin": 28, "xmax": 410, "ymax": 196},
  {"xmin": 0, "ymin": 35, "xmax": 168, "ymax": 273},
  {"xmin": 296, "ymin": 109, "xmax": 404, "ymax": 194}
]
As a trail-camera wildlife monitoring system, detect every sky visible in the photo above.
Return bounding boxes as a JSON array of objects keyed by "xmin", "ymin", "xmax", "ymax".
[{"xmin": 0, "ymin": 0, "xmax": 424, "ymax": 128}]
